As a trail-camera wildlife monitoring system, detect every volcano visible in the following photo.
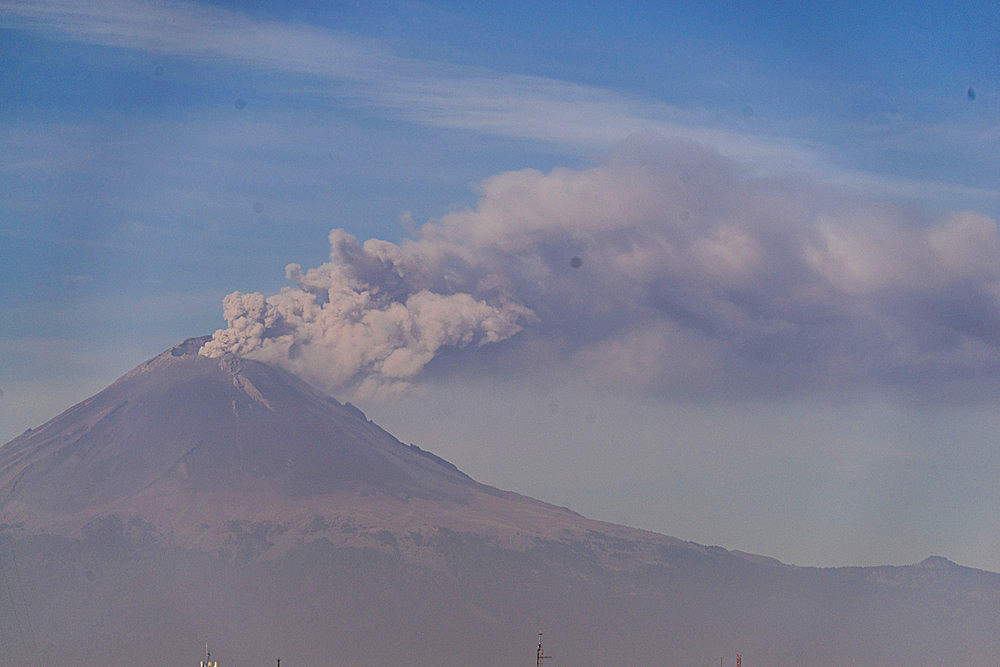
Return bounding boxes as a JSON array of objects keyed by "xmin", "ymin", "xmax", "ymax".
[
  {"xmin": 0, "ymin": 336, "xmax": 673, "ymax": 562},
  {"xmin": 1, "ymin": 338, "xmax": 999, "ymax": 665}
]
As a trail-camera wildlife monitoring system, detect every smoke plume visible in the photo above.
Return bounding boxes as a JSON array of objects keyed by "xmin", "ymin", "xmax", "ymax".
[
  {"xmin": 200, "ymin": 228, "xmax": 532, "ymax": 397},
  {"xmin": 202, "ymin": 134, "xmax": 1000, "ymax": 402}
]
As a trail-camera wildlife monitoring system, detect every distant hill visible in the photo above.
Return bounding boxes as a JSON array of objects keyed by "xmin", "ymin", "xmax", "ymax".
[{"xmin": 1, "ymin": 338, "xmax": 998, "ymax": 665}]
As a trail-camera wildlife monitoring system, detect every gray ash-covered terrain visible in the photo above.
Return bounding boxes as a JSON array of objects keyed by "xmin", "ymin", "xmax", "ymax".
[{"xmin": 1, "ymin": 338, "xmax": 999, "ymax": 665}]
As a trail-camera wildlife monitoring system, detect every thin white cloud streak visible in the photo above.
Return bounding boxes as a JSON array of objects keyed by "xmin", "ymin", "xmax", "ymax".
[
  {"xmin": 8, "ymin": 0, "xmax": 992, "ymax": 207},
  {"xmin": 202, "ymin": 134, "xmax": 1000, "ymax": 404},
  {"xmin": 0, "ymin": 0, "xmax": 729, "ymax": 147},
  {"xmin": 0, "ymin": 0, "xmax": 386, "ymax": 78}
]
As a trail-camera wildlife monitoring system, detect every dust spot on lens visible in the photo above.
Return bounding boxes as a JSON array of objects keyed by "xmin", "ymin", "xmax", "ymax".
[
  {"xmin": 154, "ymin": 65, "xmax": 164, "ymax": 76},
  {"xmin": 253, "ymin": 201, "xmax": 265, "ymax": 214},
  {"xmin": 967, "ymin": 87, "xmax": 976, "ymax": 101},
  {"xmin": 235, "ymin": 98, "xmax": 247, "ymax": 109},
  {"xmin": 679, "ymin": 209, "xmax": 691, "ymax": 222},
  {"xmin": 570, "ymin": 256, "xmax": 582, "ymax": 269}
]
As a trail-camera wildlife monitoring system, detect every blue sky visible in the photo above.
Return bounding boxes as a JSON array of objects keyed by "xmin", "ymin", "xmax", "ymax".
[{"xmin": 2, "ymin": 0, "xmax": 1000, "ymax": 571}]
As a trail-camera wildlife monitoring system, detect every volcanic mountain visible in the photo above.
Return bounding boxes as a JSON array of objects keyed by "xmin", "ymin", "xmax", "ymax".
[
  {"xmin": 0, "ymin": 336, "xmax": 678, "ymax": 562},
  {"xmin": 1, "ymin": 338, "xmax": 999, "ymax": 666}
]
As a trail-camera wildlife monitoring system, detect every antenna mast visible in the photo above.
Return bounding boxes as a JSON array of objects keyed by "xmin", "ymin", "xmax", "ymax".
[
  {"xmin": 200, "ymin": 642, "xmax": 218, "ymax": 667},
  {"xmin": 536, "ymin": 631, "xmax": 552, "ymax": 667}
]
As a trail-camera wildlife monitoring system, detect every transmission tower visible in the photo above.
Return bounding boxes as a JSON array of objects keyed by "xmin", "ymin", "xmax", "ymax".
[{"xmin": 536, "ymin": 631, "xmax": 552, "ymax": 666}]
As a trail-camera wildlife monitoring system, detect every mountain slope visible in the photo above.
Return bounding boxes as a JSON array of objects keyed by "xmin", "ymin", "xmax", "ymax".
[
  {"xmin": 0, "ymin": 335, "xmax": 473, "ymax": 508},
  {"xmin": 1, "ymin": 338, "xmax": 999, "ymax": 666},
  {"xmin": 0, "ymin": 336, "xmax": 689, "ymax": 563}
]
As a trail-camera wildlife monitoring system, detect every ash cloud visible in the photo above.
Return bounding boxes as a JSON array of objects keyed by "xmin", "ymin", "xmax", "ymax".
[
  {"xmin": 200, "ymin": 229, "xmax": 533, "ymax": 397},
  {"xmin": 203, "ymin": 134, "xmax": 1000, "ymax": 402}
]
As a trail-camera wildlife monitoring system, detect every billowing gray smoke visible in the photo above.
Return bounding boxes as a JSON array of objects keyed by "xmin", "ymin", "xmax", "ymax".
[
  {"xmin": 202, "ymin": 134, "xmax": 1000, "ymax": 402},
  {"xmin": 200, "ymin": 228, "xmax": 533, "ymax": 397}
]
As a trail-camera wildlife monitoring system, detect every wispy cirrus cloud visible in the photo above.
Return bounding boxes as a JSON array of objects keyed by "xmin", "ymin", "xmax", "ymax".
[
  {"xmin": 4, "ymin": 0, "xmax": 996, "ymax": 211},
  {"xmin": 0, "ymin": 0, "xmax": 384, "ymax": 76},
  {"xmin": 0, "ymin": 0, "xmax": 889, "ymax": 183}
]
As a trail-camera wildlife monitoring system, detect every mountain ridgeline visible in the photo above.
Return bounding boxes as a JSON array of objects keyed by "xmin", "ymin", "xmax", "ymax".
[{"xmin": 0, "ymin": 338, "xmax": 998, "ymax": 665}]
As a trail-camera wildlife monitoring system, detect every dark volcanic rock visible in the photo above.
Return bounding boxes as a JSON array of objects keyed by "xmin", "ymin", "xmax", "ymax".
[{"xmin": 1, "ymin": 339, "xmax": 999, "ymax": 666}]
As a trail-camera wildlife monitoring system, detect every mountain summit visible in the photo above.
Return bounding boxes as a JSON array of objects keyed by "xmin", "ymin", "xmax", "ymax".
[
  {"xmin": 1, "ymin": 339, "xmax": 999, "ymax": 666},
  {"xmin": 0, "ymin": 335, "xmax": 476, "ymax": 512}
]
